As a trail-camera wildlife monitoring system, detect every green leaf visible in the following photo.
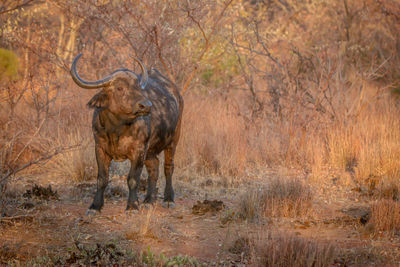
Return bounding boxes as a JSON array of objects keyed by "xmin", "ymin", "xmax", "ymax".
[{"xmin": 0, "ymin": 48, "xmax": 19, "ymax": 81}]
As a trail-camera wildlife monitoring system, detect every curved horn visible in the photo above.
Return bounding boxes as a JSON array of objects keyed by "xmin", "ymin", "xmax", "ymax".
[
  {"xmin": 134, "ymin": 58, "xmax": 148, "ymax": 89},
  {"xmin": 70, "ymin": 54, "xmax": 115, "ymax": 89},
  {"xmin": 71, "ymin": 54, "xmax": 143, "ymax": 89}
]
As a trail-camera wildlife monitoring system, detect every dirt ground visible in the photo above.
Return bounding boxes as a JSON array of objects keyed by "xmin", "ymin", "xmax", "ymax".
[{"xmin": 1, "ymin": 170, "xmax": 400, "ymax": 266}]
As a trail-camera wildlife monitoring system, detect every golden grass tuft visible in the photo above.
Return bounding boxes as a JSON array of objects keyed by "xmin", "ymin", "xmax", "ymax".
[
  {"xmin": 368, "ymin": 199, "xmax": 400, "ymax": 235},
  {"xmin": 252, "ymin": 231, "xmax": 336, "ymax": 267},
  {"xmin": 237, "ymin": 186, "xmax": 264, "ymax": 221},
  {"xmin": 353, "ymin": 109, "xmax": 400, "ymax": 189},
  {"xmin": 237, "ymin": 177, "xmax": 313, "ymax": 221},
  {"xmin": 125, "ymin": 207, "xmax": 159, "ymax": 241},
  {"xmin": 48, "ymin": 130, "xmax": 96, "ymax": 182}
]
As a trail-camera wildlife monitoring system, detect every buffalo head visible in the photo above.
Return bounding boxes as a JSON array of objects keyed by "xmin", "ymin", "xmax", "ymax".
[{"xmin": 70, "ymin": 54, "xmax": 152, "ymax": 120}]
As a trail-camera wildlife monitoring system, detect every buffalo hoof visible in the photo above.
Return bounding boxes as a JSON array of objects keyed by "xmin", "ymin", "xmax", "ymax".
[
  {"xmin": 162, "ymin": 201, "xmax": 175, "ymax": 209},
  {"xmin": 86, "ymin": 209, "xmax": 100, "ymax": 217}
]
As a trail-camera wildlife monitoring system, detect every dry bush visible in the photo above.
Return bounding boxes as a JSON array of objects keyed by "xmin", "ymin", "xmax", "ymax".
[
  {"xmin": 47, "ymin": 130, "xmax": 96, "ymax": 182},
  {"xmin": 226, "ymin": 0, "xmax": 400, "ymax": 190},
  {"xmin": 311, "ymin": 96, "xmax": 400, "ymax": 191},
  {"xmin": 251, "ymin": 231, "xmax": 336, "ymax": 267},
  {"xmin": 176, "ymin": 92, "xmax": 287, "ymax": 185},
  {"xmin": 276, "ymin": 86, "xmax": 400, "ymax": 191},
  {"xmin": 0, "ymin": 103, "xmax": 68, "ymax": 214},
  {"xmin": 176, "ymin": 79, "xmax": 400, "ymax": 194},
  {"xmin": 237, "ymin": 177, "xmax": 313, "ymax": 221},
  {"xmin": 367, "ymin": 199, "xmax": 400, "ymax": 235},
  {"xmin": 176, "ymin": 94, "xmax": 251, "ymax": 181}
]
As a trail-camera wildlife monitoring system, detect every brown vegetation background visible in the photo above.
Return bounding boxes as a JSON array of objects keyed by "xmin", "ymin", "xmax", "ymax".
[
  {"xmin": 1, "ymin": 0, "xmax": 400, "ymax": 265},
  {"xmin": 1, "ymin": 0, "xmax": 400, "ymax": 216}
]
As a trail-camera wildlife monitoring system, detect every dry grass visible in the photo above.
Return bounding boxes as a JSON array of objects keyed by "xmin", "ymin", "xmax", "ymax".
[
  {"xmin": 124, "ymin": 207, "xmax": 159, "ymax": 241},
  {"xmin": 237, "ymin": 186, "xmax": 264, "ymax": 221},
  {"xmin": 368, "ymin": 199, "xmax": 400, "ymax": 235},
  {"xmin": 237, "ymin": 177, "xmax": 313, "ymax": 221},
  {"xmin": 326, "ymin": 126, "xmax": 358, "ymax": 172},
  {"xmin": 253, "ymin": 232, "xmax": 336, "ymax": 267},
  {"xmin": 375, "ymin": 182, "xmax": 399, "ymax": 201},
  {"xmin": 316, "ymin": 99, "xmax": 400, "ymax": 192},
  {"xmin": 48, "ymin": 130, "xmax": 96, "ymax": 182},
  {"xmin": 263, "ymin": 177, "xmax": 313, "ymax": 217},
  {"xmin": 1, "ymin": 82, "xmax": 398, "ymax": 202},
  {"xmin": 354, "ymin": 112, "xmax": 400, "ymax": 190},
  {"xmin": 176, "ymin": 93, "xmax": 292, "ymax": 186},
  {"xmin": 176, "ymin": 94, "xmax": 251, "ymax": 182},
  {"xmin": 177, "ymin": 83, "xmax": 400, "ymax": 196},
  {"xmin": 0, "ymin": 243, "xmax": 18, "ymax": 264},
  {"xmin": 229, "ymin": 231, "xmax": 336, "ymax": 267}
]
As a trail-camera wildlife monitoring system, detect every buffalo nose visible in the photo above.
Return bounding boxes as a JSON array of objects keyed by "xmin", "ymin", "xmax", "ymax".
[{"xmin": 137, "ymin": 100, "xmax": 152, "ymax": 112}]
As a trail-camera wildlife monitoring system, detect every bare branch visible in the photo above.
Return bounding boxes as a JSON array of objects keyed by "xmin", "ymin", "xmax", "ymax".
[
  {"xmin": 153, "ymin": 25, "xmax": 176, "ymax": 83},
  {"xmin": 181, "ymin": 0, "xmax": 233, "ymax": 94},
  {"xmin": 1, "ymin": 144, "xmax": 80, "ymax": 182},
  {"xmin": 253, "ymin": 22, "xmax": 284, "ymax": 70},
  {"xmin": 186, "ymin": 3, "xmax": 208, "ymax": 44},
  {"xmin": 230, "ymin": 25, "xmax": 264, "ymax": 118},
  {"xmin": 11, "ymin": 118, "xmax": 46, "ymax": 166},
  {"xmin": 0, "ymin": 0, "xmax": 36, "ymax": 15}
]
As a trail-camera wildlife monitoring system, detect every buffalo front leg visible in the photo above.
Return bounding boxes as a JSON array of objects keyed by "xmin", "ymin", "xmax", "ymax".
[
  {"xmin": 163, "ymin": 146, "xmax": 176, "ymax": 208},
  {"xmin": 144, "ymin": 156, "xmax": 159, "ymax": 204},
  {"xmin": 89, "ymin": 145, "xmax": 111, "ymax": 212},
  {"xmin": 126, "ymin": 157, "xmax": 145, "ymax": 211}
]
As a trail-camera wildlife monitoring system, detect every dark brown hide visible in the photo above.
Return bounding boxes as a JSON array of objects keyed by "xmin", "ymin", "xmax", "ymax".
[{"xmin": 70, "ymin": 55, "xmax": 183, "ymax": 212}]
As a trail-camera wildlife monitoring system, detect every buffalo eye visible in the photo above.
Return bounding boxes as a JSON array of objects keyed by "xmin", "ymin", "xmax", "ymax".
[{"xmin": 116, "ymin": 87, "xmax": 123, "ymax": 92}]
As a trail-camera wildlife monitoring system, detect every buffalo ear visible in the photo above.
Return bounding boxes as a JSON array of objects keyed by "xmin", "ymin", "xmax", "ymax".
[{"xmin": 87, "ymin": 92, "xmax": 109, "ymax": 108}]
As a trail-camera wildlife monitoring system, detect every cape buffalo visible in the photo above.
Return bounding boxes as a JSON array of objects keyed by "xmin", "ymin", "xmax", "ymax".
[{"xmin": 70, "ymin": 54, "xmax": 183, "ymax": 214}]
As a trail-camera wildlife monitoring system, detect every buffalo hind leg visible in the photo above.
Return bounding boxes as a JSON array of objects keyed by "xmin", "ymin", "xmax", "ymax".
[
  {"xmin": 163, "ymin": 146, "xmax": 176, "ymax": 208},
  {"xmin": 88, "ymin": 146, "xmax": 111, "ymax": 213},
  {"xmin": 144, "ymin": 156, "xmax": 159, "ymax": 204},
  {"xmin": 126, "ymin": 157, "xmax": 145, "ymax": 211}
]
